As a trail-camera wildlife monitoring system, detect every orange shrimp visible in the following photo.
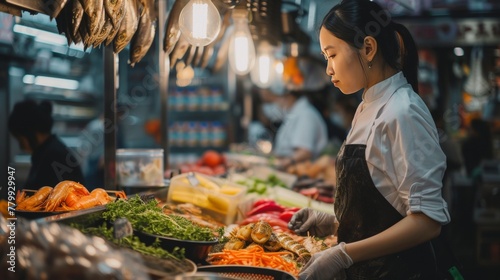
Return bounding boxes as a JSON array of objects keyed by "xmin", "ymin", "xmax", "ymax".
[
  {"xmin": 68, "ymin": 188, "xmax": 125, "ymax": 210},
  {"xmin": 65, "ymin": 191, "xmax": 85, "ymax": 208},
  {"xmin": 44, "ymin": 181, "xmax": 89, "ymax": 211},
  {"xmin": 17, "ymin": 187, "xmax": 53, "ymax": 211},
  {"xmin": 16, "ymin": 190, "xmax": 26, "ymax": 204}
]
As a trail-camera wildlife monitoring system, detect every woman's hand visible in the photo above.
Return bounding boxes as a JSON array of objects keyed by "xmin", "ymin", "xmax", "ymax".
[
  {"xmin": 299, "ymin": 242, "xmax": 353, "ymax": 280},
  {"xmin": 288, "ymin": 208, "xmax": 337, "ymax": 237}
]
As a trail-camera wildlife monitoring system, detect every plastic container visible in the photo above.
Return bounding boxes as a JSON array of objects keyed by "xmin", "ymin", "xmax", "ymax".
[
  {"xmin": 116, "ymin": 149, "xmax": 164, "ymax": 187},
  {"xmin": 167, "ymin": 172, "xmax": 247, "ymax": 225}
]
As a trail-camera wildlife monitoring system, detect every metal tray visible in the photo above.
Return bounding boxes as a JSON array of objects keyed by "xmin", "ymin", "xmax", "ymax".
[
  {"xmin": 135, "ymin": 230, "xmax": 218, "ymax": 264},
  {"xmin": 197, "ymin": 265, "xmax": 297, "ymax": 280}
]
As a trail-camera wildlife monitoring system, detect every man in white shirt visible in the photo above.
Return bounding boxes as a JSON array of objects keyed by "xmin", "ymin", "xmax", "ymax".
[{"xmin": 273, "ymin": 56, "xmax": 329, "ymax": 168}]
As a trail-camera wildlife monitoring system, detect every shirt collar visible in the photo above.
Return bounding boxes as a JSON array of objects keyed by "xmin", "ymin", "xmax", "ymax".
[{"xmin": 363, "ymin": 71, "xmax": 407, "ymax": 103}]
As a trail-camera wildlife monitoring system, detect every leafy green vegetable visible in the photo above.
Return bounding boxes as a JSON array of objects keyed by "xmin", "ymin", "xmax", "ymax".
[
  {"xmin": 102, "ymin": 195, "xmax": 218, "ymax": 241},
  {"xmin": 72, "ymin": 222, "xmax": 185, "ymax": 260},
  {"xmin": 267, "ymin": 174, "xmax": 287, "ymax": 188},
  {"xmin": 237, "ymin": 173, "xmax": 288, "ymax": 194}
]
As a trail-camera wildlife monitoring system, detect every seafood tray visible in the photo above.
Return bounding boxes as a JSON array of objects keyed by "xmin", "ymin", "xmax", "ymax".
[
  {"xmin": 41, "ymin": 204, "xmax": 199, "ymax": 279},
  {"xmin": 15, "ymin": 187, "xmax": 126, "ymax": 220},
  {"xmin": 197, "ymin": 265, "xmax": 297, "ymax": 280}
]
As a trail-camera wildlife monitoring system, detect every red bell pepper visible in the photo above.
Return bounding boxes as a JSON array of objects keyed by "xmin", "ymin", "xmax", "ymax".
[
  {"xmin": 251, "ymin": 199, "xmax": 276, "ymax": 209},
  {"xmin": 279, "ymin": 211, "xmax": 296, "ymax": 223},
  {"xmin": 284, "ymin": 207, "xmax": 301, "ymax": 213},
  {"xmin": 246, "ymin": 202, "xmax": 285, "ymax": 217},
  {"xmin": 239, "ymin": 213, "xmax": 290, "ymax": 229}
]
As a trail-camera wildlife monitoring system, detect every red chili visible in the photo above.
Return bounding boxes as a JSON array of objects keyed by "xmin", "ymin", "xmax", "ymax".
[
  {"xmin": 246, "ymin": 202, "xmax": 285, "ymax": 217},
  {"xmin": 278, "ymin": 211, "xmax": 296, "ymax": 223},
  {"xmin": 252, "ymin": 199, "xmax": 276, "ymax": 209},
  {"xmin": 239, "ymin": 213, "xmax": 290, "ymax": 229},
  {"xmin": 284, "ymin": 207, "xmax": 301, "ymax": 213},
  {"xmin": 316, "ymin": 195, "xmax": 334, "ymax": 204}
]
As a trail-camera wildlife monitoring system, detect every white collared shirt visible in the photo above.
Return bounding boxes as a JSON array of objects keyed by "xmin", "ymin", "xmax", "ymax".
[
  {"xmin": 347, "ymin": 72, "xmax": 450, "ymax": 224},
  {"xmin": 274, "ymin": 97, "xmax": 328, "ymax": 159}
]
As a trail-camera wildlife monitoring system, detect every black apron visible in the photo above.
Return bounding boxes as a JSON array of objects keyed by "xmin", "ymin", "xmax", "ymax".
[{"xmin": 334, "ymin": 143, "xmax": 438, "ymax": 280}]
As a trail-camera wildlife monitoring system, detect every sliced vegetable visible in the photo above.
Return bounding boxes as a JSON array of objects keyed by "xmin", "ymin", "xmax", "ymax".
[
  {"xmin": 246, "ymin": 202, "xmax": 285, "ymax": 217},
  {"xmin": 251, "ymin": 199, "xmax": 276, "ymax": 209}
]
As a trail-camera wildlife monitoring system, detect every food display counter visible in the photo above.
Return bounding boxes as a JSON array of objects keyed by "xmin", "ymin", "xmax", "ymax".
[{"xmin": 0, "ymin": 153, "xmax": 338, "ymax": 280}]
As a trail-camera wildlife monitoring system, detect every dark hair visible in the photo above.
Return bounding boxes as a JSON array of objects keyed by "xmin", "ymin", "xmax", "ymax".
[
  {"xmin": 8, "ymin": 100, "xmax": 54, "ymax": 143},
  {"xmin": 321, "ymin": 0, "xmax": 419, "ymax": 92}
]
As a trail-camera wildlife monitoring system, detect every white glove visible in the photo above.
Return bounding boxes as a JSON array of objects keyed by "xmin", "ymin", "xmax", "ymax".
[
  {"xmin": 299, "ymin": 242, "xmax": 353, "ymax": 280},
  {"xmin": 288, "ymin": 208, "xmax": 337, "ymax": 237}
]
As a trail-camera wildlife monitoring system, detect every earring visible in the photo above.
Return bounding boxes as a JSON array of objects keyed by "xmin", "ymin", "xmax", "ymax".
[{"xmin": 368, "ymin": 61, "xmax": 372, "ymax": 69}]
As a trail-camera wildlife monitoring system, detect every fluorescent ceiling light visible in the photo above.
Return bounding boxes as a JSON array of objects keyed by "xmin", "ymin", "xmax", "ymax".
[
  {"xmin": 35, "ymin": 76, "xmax": 79, "ymax": 90},
  {"xmin": 23, "ymin": 74, "xmax": 79, "ymax": 90},
  {"xmin": 13, "ymin": 24, "xmax": 88, "ymax": 54},
  {"xmin": 23, "ymin": 74, "xmax": 35, "ymax": 84},
  {"xmin": 13, "ymin": 24, "xmax": 66, "ymax": 45}
]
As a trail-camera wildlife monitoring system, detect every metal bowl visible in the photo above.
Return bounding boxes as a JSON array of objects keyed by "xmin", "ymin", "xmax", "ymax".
[
  {"xmin": 197, "ymin": 265, "xmax": 298, "ymax": 280},
  {"xmin": 172, "ymin": 272, "xmax": 237, "ymax": 280},
  {"xmin": 134, "ymin": 230, "xmax": 219, "ymax": 264}
]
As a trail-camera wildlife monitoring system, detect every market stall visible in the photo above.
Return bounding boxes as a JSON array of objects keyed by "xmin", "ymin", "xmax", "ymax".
[{"xmin": 3, "ymin": 0, "xmax": 500, "ymax": 279}]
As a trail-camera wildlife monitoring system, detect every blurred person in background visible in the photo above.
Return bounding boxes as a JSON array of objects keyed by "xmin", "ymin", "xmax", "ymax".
[
  {"xmin": 8, "ymin": 100, "xmax": 84, "ymax": 189},
  {"xmin": 273, "ymin": 56, "xmax": 329, "ymax": 169}
]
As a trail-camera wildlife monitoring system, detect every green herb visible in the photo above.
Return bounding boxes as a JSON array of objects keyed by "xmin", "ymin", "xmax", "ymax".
[
  {"xmin": 102, "ymin": 195, "xmax": 218, "ymax": 241},
  {"xmin": 72, "ymin": 222, "xmax": 185, "ymax": 260},
  {"xmin": 237, "ymin": 173, "xmax": 288, "ymax": 194},
  {"xmin": 267, "ymin": 174, "xmax": 287, "ymax": 188}
]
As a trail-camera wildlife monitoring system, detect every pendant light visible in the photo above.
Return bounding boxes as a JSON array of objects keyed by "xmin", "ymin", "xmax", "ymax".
[
  {"xmin": 250, "ymin": 41, "xmax": 276, "ymax": 88},
  {"xmin": 178, "ymin": 0, "xmax": 222, "ymax": 47},
  {"xmin": 228, "ymin": 9, "xmax": 256, "ymax": 75}
]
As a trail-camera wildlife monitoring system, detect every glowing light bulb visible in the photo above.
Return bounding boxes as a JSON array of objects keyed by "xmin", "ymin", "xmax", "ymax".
[
  {"xmin": 228, "ymin": 12, "xmax": 255, "ymax": 75},
  {"xmin": 179, "ymin": 0, "xmax": 221, "ymax": 47},
  {"xmin": 250, "ymin": 41, "xmax": 276, "ymax": 88}
]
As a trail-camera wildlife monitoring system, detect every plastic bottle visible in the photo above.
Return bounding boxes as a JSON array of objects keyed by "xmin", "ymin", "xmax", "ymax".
[
  {"xmin": 174, "ymin": 88, "xmax": 185, "ymax": 111},
  {"xmin": 210, "ymin": 87, "xmax": 223, "ymax": 110},
  {"xmin": 210, "ymin": 121, "xmax": 226, "ymax": 147},
  {"xmin": 198, "ymin": 86, "xmax": 211, "ymax": 111},
  {"xmin": 199, "ymin": 121, "xmax": 210, "ymax": 147},
  {"xmin": 186, "ymin": 122, "xmax": 198, "ymax": 147},
  {"xmin": 187, "ymin": 87, "xmax": 198, "ymax": 111}
]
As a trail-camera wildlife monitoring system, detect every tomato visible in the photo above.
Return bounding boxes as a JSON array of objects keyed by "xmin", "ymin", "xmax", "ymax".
[{"xmin": 201, "ymin": 150, "xmax": 223, "ymax": 167}]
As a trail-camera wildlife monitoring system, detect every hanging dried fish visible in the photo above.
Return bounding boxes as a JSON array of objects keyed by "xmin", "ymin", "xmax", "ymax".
[
  {"xmin": 93, "ymin": 15, "xmax": 113, "ymax": 48},
  {"xmin": 105, "ymin": 0, "xmax": 127, "ymax": 46},
  {"xmin": 79, "ymin": 17, "xmax": 95, "ymax": 50},
  {"xmin": 163, "ymin": 0, "xmax": 189, "ymax": 55},
  {"xmin": 104, "ymin": 0, "xmax": 125, "ymax": 27},
  {"xmin": 129, "ymin": 11, "xmax": 156, "ymax": 66},
  {"xmin": 113, "ymin": 0, "xmax": 139, "ymax": 53},
  {"xmin": 80, "ymin": 0, "xmax": 104, "ymax": 35},
  {"xmin": 71, "ymin": 0, "xmax": 84, "ymax": 37}
]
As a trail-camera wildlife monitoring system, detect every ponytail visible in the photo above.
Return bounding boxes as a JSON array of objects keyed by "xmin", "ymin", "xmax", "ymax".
[{"xmin": 392, "ymin": 22, "xmax": 419, "ymax": 93}]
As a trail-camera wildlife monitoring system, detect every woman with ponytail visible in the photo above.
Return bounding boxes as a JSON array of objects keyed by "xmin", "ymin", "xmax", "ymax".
[
  {"xmin": 288, "ymin": 1, "xmax": 451, "ymax": 279},
  {"xmin": 8, "ymin": 100, "xmax": 84, "ymax": 189}
]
